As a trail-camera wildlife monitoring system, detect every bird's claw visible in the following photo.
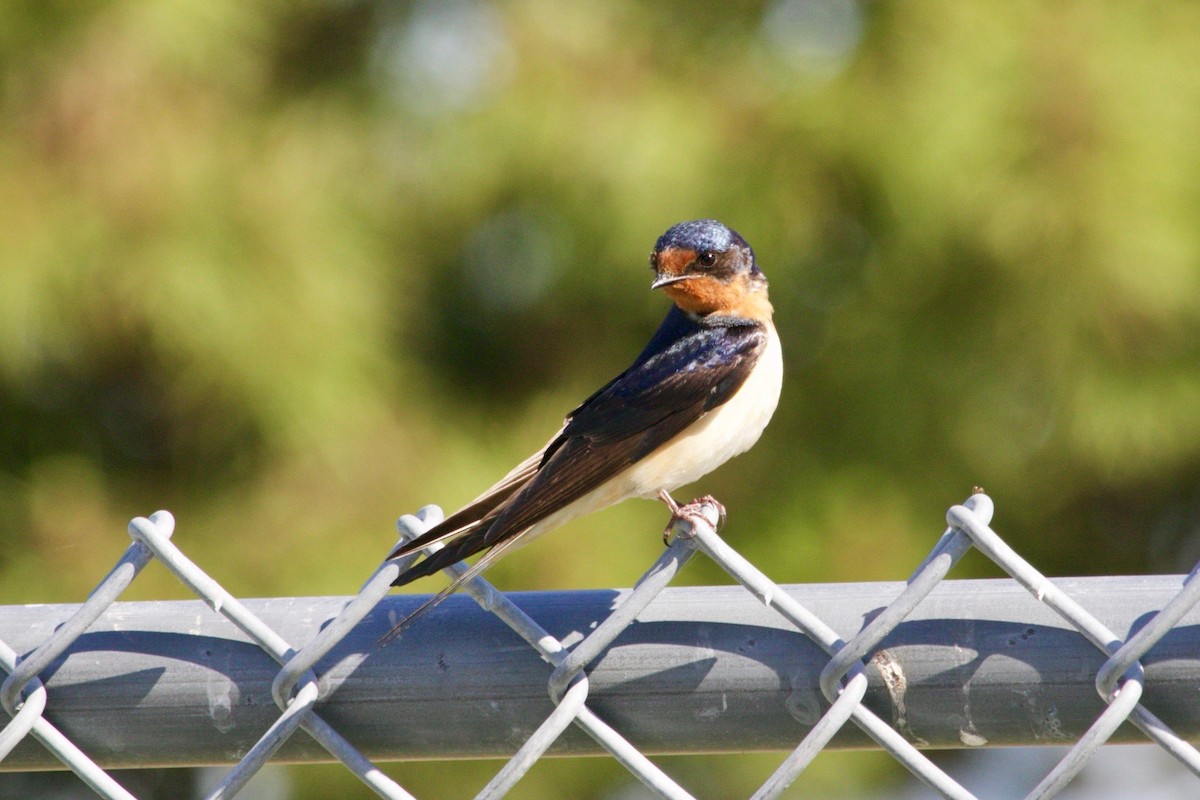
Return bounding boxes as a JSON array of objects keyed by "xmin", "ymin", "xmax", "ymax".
[{"xmin": 662, "ymin": 495, "xmax": 727, "ymax": 545}]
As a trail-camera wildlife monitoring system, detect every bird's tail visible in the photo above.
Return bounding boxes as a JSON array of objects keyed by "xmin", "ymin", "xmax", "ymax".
[
  {"xmin": 378, "ymin": 536, "xmax": 520, "ymax": 645},
  {"xmin": 390, "ymin": 518, "xmax": 490, "ymax": 587}
]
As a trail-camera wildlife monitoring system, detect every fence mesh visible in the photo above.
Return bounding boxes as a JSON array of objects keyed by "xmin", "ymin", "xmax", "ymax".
[{"xmin": 2, "ymin": 491, "xmax": 1199, "ymax": 799}]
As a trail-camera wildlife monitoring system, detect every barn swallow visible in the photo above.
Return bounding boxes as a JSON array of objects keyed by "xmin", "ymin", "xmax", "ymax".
[{"xmin": 384, "ymin": 219, "xmax": 782, "ymax": 636}]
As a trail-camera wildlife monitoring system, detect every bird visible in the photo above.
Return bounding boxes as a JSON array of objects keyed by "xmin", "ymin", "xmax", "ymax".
[{"xmin": 383, "ymin": 219, "xmax": 782, "ymax": 638}]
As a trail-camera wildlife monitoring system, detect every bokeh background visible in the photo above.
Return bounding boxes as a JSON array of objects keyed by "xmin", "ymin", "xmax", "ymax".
[{"xmin": 4, "ymin": 1, "xmax": 1200, "ymax": 797}]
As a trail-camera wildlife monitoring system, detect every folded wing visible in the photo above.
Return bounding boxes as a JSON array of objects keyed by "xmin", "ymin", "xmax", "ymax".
[{"xmin": 390, "ymin": 316, "xmax": 766, "ymax": 586}]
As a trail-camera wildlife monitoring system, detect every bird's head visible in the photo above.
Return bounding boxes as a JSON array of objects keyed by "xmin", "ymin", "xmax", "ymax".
[{"xmin": 649, "ymin": 219, "xmax": 771, "ymax": 320}]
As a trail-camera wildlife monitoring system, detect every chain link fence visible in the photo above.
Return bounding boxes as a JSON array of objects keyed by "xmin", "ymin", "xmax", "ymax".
[{"xmin": 1, "ymin": 492, "xmax": 1199, "ymax": 799}]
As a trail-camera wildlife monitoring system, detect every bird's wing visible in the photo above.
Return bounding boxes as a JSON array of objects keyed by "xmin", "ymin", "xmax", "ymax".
[
  {"xmin": 387, "ymin": 307, "xmax": 699, "ymax": 563},
  {"xmin": 490, "ymin": 323, "xmax": 766, "ymax": 537},
  {"xmin": 392, "ymin": 321, "xmax": 766, "ymax": 584}
]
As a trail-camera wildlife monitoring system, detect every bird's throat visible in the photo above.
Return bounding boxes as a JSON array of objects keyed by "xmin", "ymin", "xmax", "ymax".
[{"xmin": 664, "ymin": 278, "xmax": 773, "ymax": 321}]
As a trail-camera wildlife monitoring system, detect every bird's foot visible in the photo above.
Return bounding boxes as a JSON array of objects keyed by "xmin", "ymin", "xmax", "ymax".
[{"xmin": 662, "ymin": 495, "xmax": 726, "ymax": 545}]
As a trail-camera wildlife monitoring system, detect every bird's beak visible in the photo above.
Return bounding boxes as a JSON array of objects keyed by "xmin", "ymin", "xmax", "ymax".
[{"xmin": 651, "ymin": 273, "xmax": 697, "ymax": 290}]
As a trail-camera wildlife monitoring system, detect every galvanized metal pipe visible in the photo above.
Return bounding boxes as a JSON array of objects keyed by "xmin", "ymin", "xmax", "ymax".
[{"xmin": 1, "ymin": 575, "xmax": 1196, "ymax": 770}]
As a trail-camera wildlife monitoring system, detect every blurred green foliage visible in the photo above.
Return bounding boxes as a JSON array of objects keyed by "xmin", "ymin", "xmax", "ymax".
[{"xmin": 3, "ymin": 0, "xmax": 1200, "ymax": 796}]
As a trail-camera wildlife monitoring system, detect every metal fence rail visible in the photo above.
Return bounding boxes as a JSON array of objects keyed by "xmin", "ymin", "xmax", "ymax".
[{"xmin": 0, "ymin": 493, "xmax": 1199, "ymax": 799}]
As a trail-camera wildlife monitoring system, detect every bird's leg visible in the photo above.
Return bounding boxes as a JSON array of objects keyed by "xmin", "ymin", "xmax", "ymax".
[
  {"xmin": 658, "ymin": 490, "xmax": 681, "ymax": 544},
  {"xmin": 659, "ymin": 490, "xmax": 726, "ymax": 545}
]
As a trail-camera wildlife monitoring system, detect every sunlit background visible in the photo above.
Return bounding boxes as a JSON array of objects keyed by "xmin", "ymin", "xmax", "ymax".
[{"xmin": 4, "ymin": 1, "xmax": 1200, "ymax": 797}]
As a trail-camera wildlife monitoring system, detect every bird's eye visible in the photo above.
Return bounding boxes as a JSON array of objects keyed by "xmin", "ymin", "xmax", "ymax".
[
  {"xmin": 648, "ymin": 253, "xmax": 658, "ymax": 270},
  {"xmin": 698, "ymin": 250, "xmax": 718, "ymax": 267}
]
